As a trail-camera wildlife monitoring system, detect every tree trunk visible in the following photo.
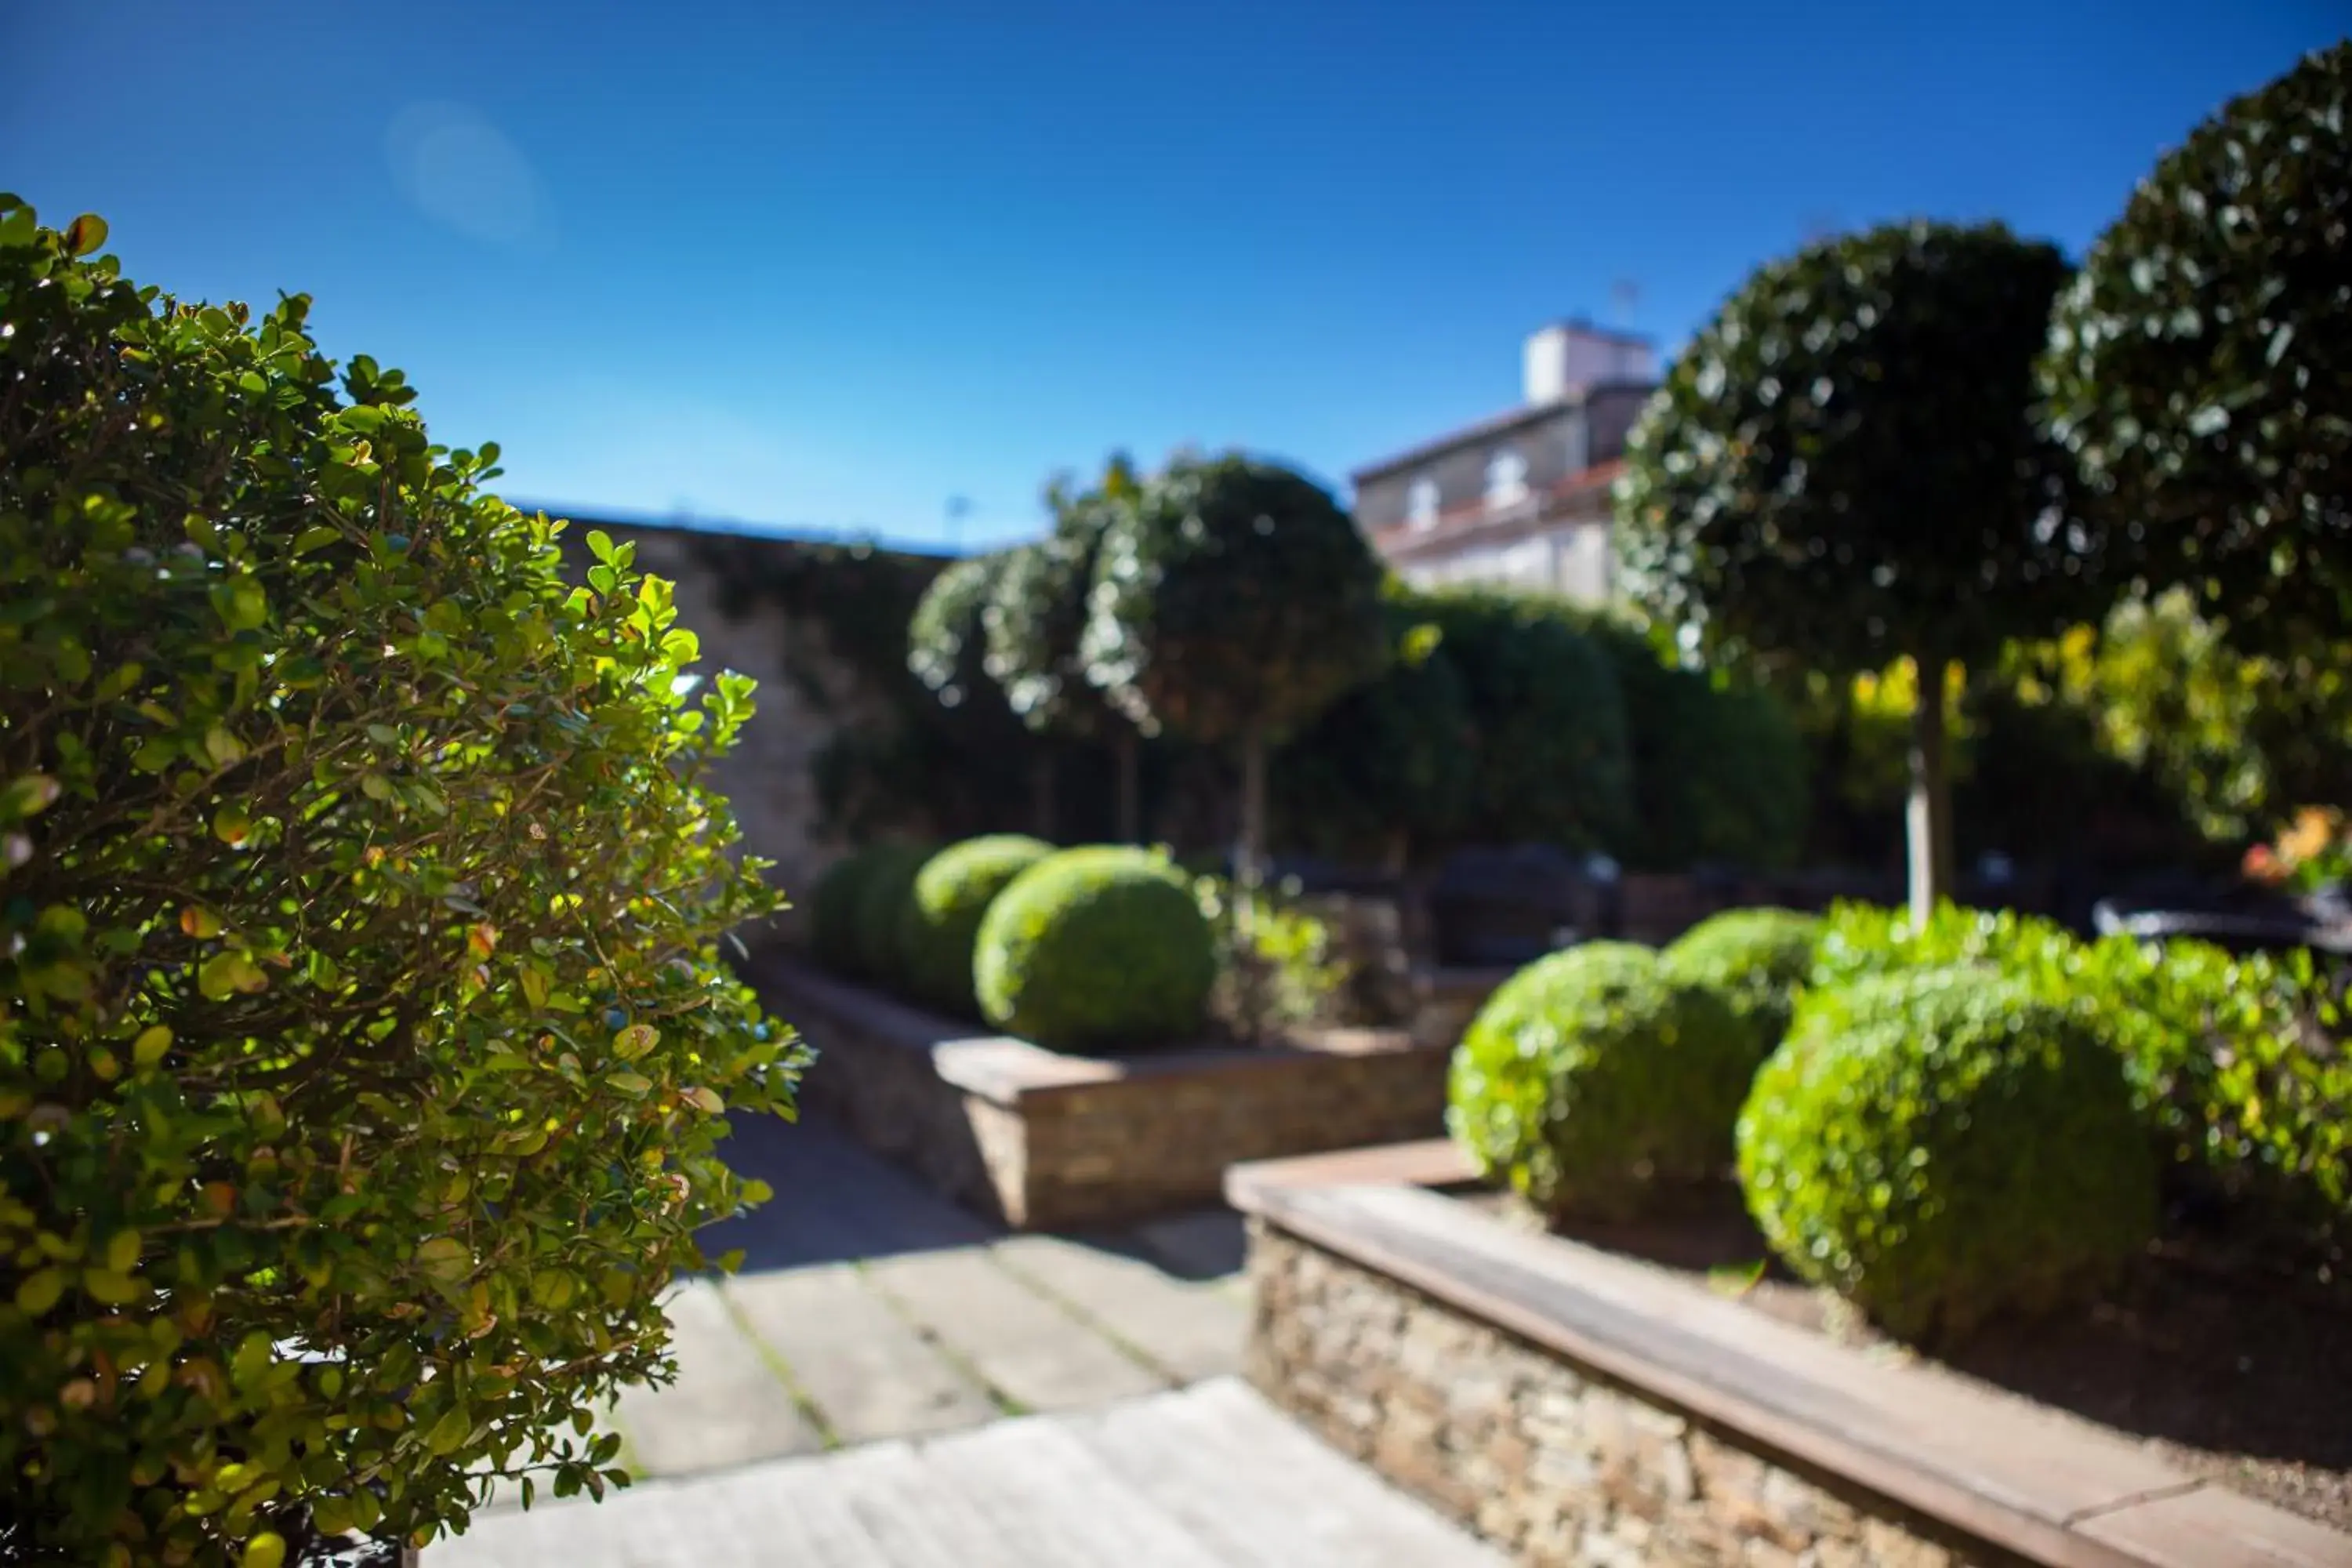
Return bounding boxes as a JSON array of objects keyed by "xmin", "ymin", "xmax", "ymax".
[
  {"xmin": 1906, "ymin": 656, "xmax": 1956, "ymax": 924},
  {"xmin": 1236, "ymin": 729, "xmax": 1269, "ymax": 938},
  {"xmin": 1029, "ymin": 749, "xmax": 1057, "ymax": 843},
  {"xmin": 1113, "ymin": 731, "xmax": 1141, "ymax": 845}
]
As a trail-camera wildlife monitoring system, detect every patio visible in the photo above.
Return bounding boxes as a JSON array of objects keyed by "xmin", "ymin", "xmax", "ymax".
[{"xmin": 431, "ymin": 1111, "xmax": 1496, "ymax": 1564}]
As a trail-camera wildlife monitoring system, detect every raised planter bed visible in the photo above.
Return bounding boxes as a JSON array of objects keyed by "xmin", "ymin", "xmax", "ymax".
[
  {"xmin": 1226, "ymin": 1142, "xmax": 2352, "ymax": 1568},
  {"xmin": 754, "ymin": 957, "xmax": 1450, "ymax": 1230}
]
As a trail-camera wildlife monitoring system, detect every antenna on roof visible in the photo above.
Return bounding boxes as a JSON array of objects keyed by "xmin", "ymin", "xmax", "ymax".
[
  {"xmin": 1610, "ymin": 279, "xmax": 1640, "ymax": 330},
  {"xmin": 945, "ymin": 495, "xmax": 972, "ymax": 554}
]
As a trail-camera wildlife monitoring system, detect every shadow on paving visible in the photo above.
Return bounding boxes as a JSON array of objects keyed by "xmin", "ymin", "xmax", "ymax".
[
  {"xmin": 699, "ymin": 1112, "xmax": 1001, "ymax": 1273},
  {"xmin": 696, "ymin": 1109, "xmax": 1250, "ymax": 1283}
]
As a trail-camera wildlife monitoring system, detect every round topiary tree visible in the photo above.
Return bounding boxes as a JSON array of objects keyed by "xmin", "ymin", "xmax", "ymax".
[
  {"xmin": 0, "ymin": 200, "xmax": 803, "ymax": 1566},
  {"xmin": 907, "ymin": 550, "xmax": 1040, "ymax": 830},
  {"xmin": 1738, "ymin": 968, "xmax": 2158, "ymax": 1343},
  {"xmin": 1082, "ymin": 453, "xmax": 1389, "ymax": 895},
  {"xmin": 1447, "ymin": 942, "xmax": 1753, "ymax": 1222},
  {"xmin": 985, "ymin": 459, "xmax": 1149, "ymax": 841},
  {"xmin": 898, "ymin": 833, "xmax": 1055, "ymax": 1017},
  {"xmin": 973, "ymin": 845, "xmax": 1217, "ymax": 1051},
  {"xmin": 1663, "ymin": 908, "xmax": 1822, "ymax": 1054},
  {"xmin": 1617, "ymin": 221, "xmax": 2113, "ymax": 920},
  {"xmin": 908, "ymin": 552, "xmax": 1013, "ymax": 718},
  {"xmin": 2041, "ymin": 42, "xmax": 2352, "ymax": 652},
  {"xmin": 851, "ymin": 840, "xmax": 935, "ymax": 989}
]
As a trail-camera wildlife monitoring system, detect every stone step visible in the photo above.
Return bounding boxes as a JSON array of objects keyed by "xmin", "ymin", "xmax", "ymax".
[
  {"xmin": 428, "ymin": 1377, "xmax": 1504, "ymax": 1568},
  {"xmin": 1076, "ymin": 1377, "xmax": 1499, "ymax": 1568}
]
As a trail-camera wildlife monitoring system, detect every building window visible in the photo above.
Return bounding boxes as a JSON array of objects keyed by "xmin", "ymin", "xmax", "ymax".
[
  {"xmin": 1486, "ymin": 447, "xmax": 1529, "ymax": 508},
  {"xmin": 1406, "ymin": 476, "xmax": 1439, "ymax": 530}
]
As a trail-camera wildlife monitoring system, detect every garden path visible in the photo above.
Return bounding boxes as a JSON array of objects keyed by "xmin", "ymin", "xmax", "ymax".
[{"xmin": 431, "ymin": 1112, "xmax": 1493, "ymax": 1563}]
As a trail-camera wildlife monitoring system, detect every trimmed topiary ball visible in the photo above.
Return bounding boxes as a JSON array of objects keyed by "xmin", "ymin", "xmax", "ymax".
[
  {"xmin": 1447, "ymin": 942, "xmax": 1752, "ymax": 1222},
  {"xmin": 1664, "ymin": 908, "xmax": 1822, "ymax": 1055},
  {"xmin": 810, "ymin": 847, "xmax": 887, "ymax": 975},
  {"xmin": 1738, "ymin": 968, "xmax": 2158, "ymax": 1343},
  {"xmin": 851, "ymin": 840, "xmax": 935, "ymax": 990},
  {"xmin": 974, "ymin": 846, "xmax": 1217, "ymax": 1051},
  {"xmin": 898, "ymin": 834, "xmax": 1055, "ymax": 1018}
]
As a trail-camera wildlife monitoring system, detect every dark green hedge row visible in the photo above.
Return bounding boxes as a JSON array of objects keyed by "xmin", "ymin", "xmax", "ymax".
[{"xmin": 1274, "ymin": 584, "xmax": 1811, "ymax": 873}]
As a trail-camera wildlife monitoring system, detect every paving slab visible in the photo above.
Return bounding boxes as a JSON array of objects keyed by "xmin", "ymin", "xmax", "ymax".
[
  {"xmin": 429, "ymin": 1377, "xmax": 1505, "ymax": 1568},
  {"xmin": 859, "ymin": 1246, "xmax": 1166, "ymax": 1413},
  {"xmin": 990, "ymin": 1233, "xmax": 1249, "ymax": 1384},
  {"xmin": 911, "ymin": 1410, "xmax": 1229, "ymax": 1568},
  {"xmin": 1076, "ymin": 1377, "xmax": 1504, "ymax": 1568},
  {"xmin": 605, "ymin": 1280, "xmax": 822, "ymax": 1478},
  {"xmin": 722, "ymin": 1261, "xmax": 996, "ymax": 1444}
]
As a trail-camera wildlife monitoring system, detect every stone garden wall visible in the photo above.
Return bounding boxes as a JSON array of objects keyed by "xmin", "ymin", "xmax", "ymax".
[
  {"xmin": 1229, "ymin": 1167, "xmax": 2352, "ymax": 1568},
  {"xmin": 557, "ymin": 518, "xmax": 916, "ymax": 946},
  {"xmin": 768, "ymin": 960, "xmax": 1451, "ymax": 1230},
  {"xmin": 1248, "ymin": 1225, "xmax": 2005, "ymax": 1568}
]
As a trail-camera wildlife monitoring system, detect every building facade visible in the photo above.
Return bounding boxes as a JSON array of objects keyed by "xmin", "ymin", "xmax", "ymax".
[{"xmin": 1354, "ymin": 321, "xmax": 1659, "ymax": 604}]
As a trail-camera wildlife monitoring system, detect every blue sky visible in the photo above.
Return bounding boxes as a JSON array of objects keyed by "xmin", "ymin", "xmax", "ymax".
[{"xmin": 6, "ymin": 2, "xmax": 2343, "ymax": 552}]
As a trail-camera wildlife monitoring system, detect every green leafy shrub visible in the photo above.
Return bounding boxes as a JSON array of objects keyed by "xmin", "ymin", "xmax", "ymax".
[
  {"xmin": 1271, "ymin": 600, "xmax": 1477, "ymax": 867},
  {"xmin": 1447, "ymin": 942, "xmax": 1751, "ymax": 1221},
  {"xmin": 1811, "ymin": 902, "xmax": 2350, "ymax": 1243},
  {"xmin": 1581, "ymin": 618, "xmax": 1809, "ymax": 872},
  {"xmin": 1738, "ymin": 970, "xmax": 2158, "ymax": 1341},
  {"xmin": 0, "ymin": 200, "xmax": 802, "ymax": 1565},
  {"xmin": 1192, "ymin": 875, "xmax": 1352, "ymax": 1042},
  {"xmin": 851, "ymin": 840, "xmax": 935, "ymax": 989},
  {"xmin": 898, "ymin": 835, "xmax": 1054, "ymax": 1017},
  {"xmin": 810, "ymin": 847, "xmax": 889, "ymax": 975},
  {"xmin": 2000, "ymin": 591, "xmax": 2352, "ymax": 846},
  {"xmin": 974, "ymin": 847, "xmax": 1216, "ymax": 1051},
  {"xmin": 1406, "ymin": 588, "xmax": 1635, "ymax": 854},
  {"xmin": 1664, "ymin": 909, "xmax": 1822, "ymax": 1053}
]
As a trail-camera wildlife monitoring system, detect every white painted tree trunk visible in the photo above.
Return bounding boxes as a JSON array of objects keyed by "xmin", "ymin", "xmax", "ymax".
[{"xmin": 1906, "ymin": 658, "xmax": 1955, "ymax": 924}]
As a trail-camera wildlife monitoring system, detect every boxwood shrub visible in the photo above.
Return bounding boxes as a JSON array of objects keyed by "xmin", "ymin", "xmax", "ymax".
[
  {"xmin": 850, "ymin": 840, "xmax": 935, "ymax": 987},
  {"xmin": 1809, "ymin": 901, "xmax": 2350, "ymax": 1240},
  {"xmin": 898, "ymin": 834, "xmax": 1054, "ymax": 1017},
  {"xmin": 1663, "ymin": 908, "xmax": 1821, "ymax": 1054},
  {"xmin": 1447, "ymin": 942, "xmax": 1752, "ymax": 1222},
  {"xmin": 0, "ymin": 201, "xmax": 803, "ymax": 1565},
  {"xmin": 973, "ymin": 846, "xmax": 1215, "ymax": 1051},
  {"xmin": 1738, "ymin": 969, "xmax": 2158, "ymax": 1341},
  {"xmin": 809, "ymin": 846, "xmax": 887, "ymax": 975}
]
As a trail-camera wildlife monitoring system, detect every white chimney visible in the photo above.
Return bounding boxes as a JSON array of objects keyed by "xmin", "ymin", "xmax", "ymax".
[{"xmin": 1523, "ymin": 320, "xmax": 1659, "ymax": 405}]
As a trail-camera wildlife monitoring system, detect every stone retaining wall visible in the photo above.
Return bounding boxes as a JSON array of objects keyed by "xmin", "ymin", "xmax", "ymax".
[
  {"xmin": 1247, "ymin": 1225, "xmax": 2000, "ymax": 1567},
  {"xmin": 772, "ymin": 963, "xmax": 1451, "ymax": 1230},
  {"xmin": 1229, "ymin": 1160, "xmax": 2352, "ymax": 1568}
]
